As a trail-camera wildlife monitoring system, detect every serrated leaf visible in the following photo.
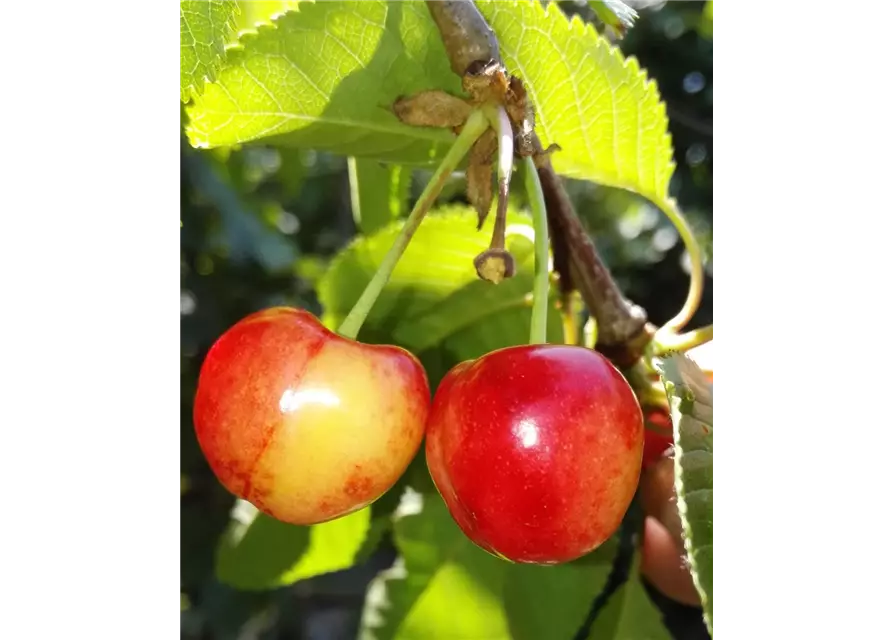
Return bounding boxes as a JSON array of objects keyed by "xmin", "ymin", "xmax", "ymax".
[
  {"xmin": 216, "ymin": 500, "xmax": 371, "ymax": 591},
  {"xmin": 185, "ymin": 0, "xmax": 675, "ymax": 202},
  {"xmin": 348, "ymin": 158, "xmax": 412, "ymax": 235},
  {"xmin": 589, "ymin": 0, "xmax": 638, "ymax": 33},
  {"xmin": 180, "ymin": 0, "xmax": 239, "ymax": 103},
  {"xmin": 317, "ymin": 206, "xmax": 563, "ymax": 358},
  {"xmin": 359, "ymin": 492, "xmax": 614, "ymax": 640},
  {"xmin": 186, "ymin": 1, "xmax": 460, "ymax": 165},
  {"xmin": 588, "ymin": 557, "xmax": 671, "ymax": 640},
  {"xmin": 656, "ymin": 353, "xmax": 713, "ymax": 635},
  {"xmin": 477, "ymin": 0, "xmax": 675, "ymax": 203},
  {"xmin": 234, "ymin": 0, "xmax": 299, "ymax": 35}
]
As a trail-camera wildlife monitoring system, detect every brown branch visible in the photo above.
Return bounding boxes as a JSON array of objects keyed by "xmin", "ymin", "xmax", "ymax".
[
  {"xmin": 425, "ymin": 0, "xmax": 651, "ymax": 362},
  {"xmin": 426, "ymin": 1, "xmax": 502, "ymax": 76},
  {"xmin": 534, "ymin": 150, "xmax": 648, "ymax": 347}
]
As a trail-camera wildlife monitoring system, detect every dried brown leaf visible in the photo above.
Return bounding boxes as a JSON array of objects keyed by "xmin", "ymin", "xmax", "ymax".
[
  {"xmin": 392, "ymin": 90, "xmax": 472, "ymax": 129},
  {"xmin": 505, "ymin": 75, "xmax": 529, "ymax": 124},
  {"xmin": 462, "ymin": 59, "xmax": 510, "ymax": 105},
  {"xmin": 466, "ymin": 128, "xmax": 498, "ymax": 228}
]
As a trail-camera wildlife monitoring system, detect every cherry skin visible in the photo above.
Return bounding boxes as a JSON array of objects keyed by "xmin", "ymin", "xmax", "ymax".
[
  {"xmin": 639, "ymin": 455, "xmax": 701, "ymax": 606},
  {"xmin": 425, "ymin": 344, "xmax": 644, "ymax": 564},
  {"xmin": 642, "ymin": 406, "xmax": 675, "ymax": 471},
  {"xmin": 193, "ymin": 307, "xmax": 430, "ymax": 526}
]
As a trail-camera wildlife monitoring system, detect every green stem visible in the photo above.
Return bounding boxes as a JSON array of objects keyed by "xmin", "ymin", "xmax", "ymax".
[
  {"xmin": 484, "ymin": 104, "xmax": 514, "ymax": 212},
  {"xmin": 583, "ymin": 316, "xmax": 598, "ymax": 350},
  {"xmin": 523, "ymin": 155, "xmax": 550, "ymax": 345},
  {"xmin": 657, "ymin": 197, "xmax": 705, "ymax": 333},
  {"xmin": 653, "ymin": 324, "xmax": 713, "ymax": 356},
  {"xmin": 337, "ymin": 109, "xmax": 490, "ymax": 340}
]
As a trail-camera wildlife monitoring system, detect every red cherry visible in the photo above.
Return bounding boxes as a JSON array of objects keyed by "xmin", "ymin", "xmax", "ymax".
[
  {"xmin": 425, "ymin": 345, "xmax": 644, "ymax": 564},
  {"xmin": 193, "ymin": 307, "xmax": 430, "ymax": 526},
  {"xmin": 639, "ymin": 456, "xmax": 701, "ymax": 606},
  {"xmin": 642, "ymin": 406, "xmax": 674, "ymax": 470}
]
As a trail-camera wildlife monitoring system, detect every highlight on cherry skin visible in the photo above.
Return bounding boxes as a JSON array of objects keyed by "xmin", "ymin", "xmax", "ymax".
[
  {"xmin": 425, "ymin": 344, "xmax": 645, "ymax": 565},
  {"xmin": 192, "ymin": 306, "xmax": 431, "ymax": 526}
]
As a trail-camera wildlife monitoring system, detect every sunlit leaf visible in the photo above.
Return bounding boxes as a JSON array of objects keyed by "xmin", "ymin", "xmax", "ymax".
[
  {"xmin": 186, "ymin": 1, "xmax": 459, "ymax": 165},
  {"xmin": 588, "ymin": 0, "xmax": 638, "ymax": 35},
  {"xmin": 360, "ymin": 492, "xmax": 614, "ymax": 640},
  {"xmin": 234, "ymin": 0, "xmax": 299, "ymax": 35},
  {"xmin": 216, "ymin": 500, "xmax": 371, "ymax": 591},
  {"xmin": 186, "ymin": 0, "xmax": 675, "ymax": 205},
  {"xmin": 317, "ymin": 206, "xmax": 563, "ymax": 360},
  {"xmin": 656, "ymin": 353, "xmax": 713, "ymax": 635},
  {"xmin": 180, "ymin": 0, "xmax": 239, "ymax": 102},
  {"xmin": 478, "ymin": 0, "xmax": 675, "ymax": 203}
]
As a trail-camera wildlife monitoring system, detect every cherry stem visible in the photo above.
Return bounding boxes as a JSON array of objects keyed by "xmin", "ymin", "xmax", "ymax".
[
  {"xmin": 657, "ymin": 197, "xmax": 705, "ymax": 333},
  {"xmin": 337, "ymin": 109, "xmax": 491, "ymax": 340},
  {"xmin": 486, "ymin": 104, "xmax": 514, "ymax": 225},
  {"xmin": 523, "ymin": 155, "xmax": 550, "ymax": 345},
  {"xmin": 561, "ymin": 291, "xmax": 579, "ymax": 346},
  {"xmin": 583, "ymin": 316, "xmax": 598, "ymax": 349},
  {"xmin": 652, "ymin": 323, "xmax": 713, "ymax": 356}
]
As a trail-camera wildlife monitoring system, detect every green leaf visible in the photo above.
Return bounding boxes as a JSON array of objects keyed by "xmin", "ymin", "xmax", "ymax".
[
  {"xmin": 360, "ymin": 491, "xmax": 614, "ymax": 640},
  {"xmin": 588, "ymin": 556, "xmax": 672, "ymax": 640},
  {"xmin": 185, "ymin": 1, "xmax": 459, "ymax": 165},
  {"xmin": 348, "ymin": 158, "xmax": 412, "ymax": 235},
  {"xmin": 354, "ymin": 450, "xmax": 436, "ymax": 564},
  {"xmin": 656, "ymin": 353, "xmax": 713, "ymax": 635},
  {"xmin": 216, "ymin": 500, "xmax": 371, "ymax": 591},
  {"xmin": 180, "ymin": 0, "xmax": 239, "ymax": 103},
  {"xmin": 477, "ymin": 0, "xmax": 675, "ymax": 204},
  {"xmin": 234, "ymin": 0, "xmax": 299, "ymax": 35},
  {"xmin": 317, "ymin": 206, "xmax": 563, "ymax": 359},
  {"xmin": 185, "ymin": 0, "xmax": 675, "ymax": 201},
  {"xmin": 700, "ymin": 1, "xmax": 713, "ymax": 40},
  {"xmin": 588, "ymin": 0, "xmax": 638, "ymax": 34}
]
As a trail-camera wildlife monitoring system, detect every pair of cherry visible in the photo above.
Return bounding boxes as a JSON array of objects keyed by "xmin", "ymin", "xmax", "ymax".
[{"xmin": 193, "ymin": 306, "xmax": 644, "ymax": 565}]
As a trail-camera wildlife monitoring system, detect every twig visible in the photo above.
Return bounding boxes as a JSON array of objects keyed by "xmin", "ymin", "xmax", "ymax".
[
  {"xmin": 535, "ymin": 149, "xmax": 648, "ymax": 347},
  {"xmin": 425, "ymin": 0, "xmax": 649, "ymax": 356},
  {"xmin": 426, "ymin": 1, "xmax": 502, "ymax": 75}
]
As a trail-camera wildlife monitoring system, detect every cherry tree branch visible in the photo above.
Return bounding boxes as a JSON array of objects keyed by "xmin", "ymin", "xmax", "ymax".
[
  {"xmin": 425, "ymin": 0, "xmax": 650, "ymax": 355},
  {"xmin": 534, "ymin": 150, "xmax": 648, "ymax": 348}
]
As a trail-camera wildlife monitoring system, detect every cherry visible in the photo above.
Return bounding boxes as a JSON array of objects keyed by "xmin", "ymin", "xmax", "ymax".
[
  {"xmin": 639, "ymin": 455, "xmax": 702, "ymax": 606},
  {"xmin": 425, "ymin": 344, "xmax": 644, "ymax": 564},
  {"xmin": 642, "ymin": 406, "xmax": 675, "ymax": 470},
  {"xmin": 193, "ymin": 307, "xmax": 430, "ymax": 526}
]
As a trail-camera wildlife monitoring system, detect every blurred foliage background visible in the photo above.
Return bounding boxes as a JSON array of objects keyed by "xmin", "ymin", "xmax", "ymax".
[{"xmin": 181, "ymin": 1, "xmax": 713, "ymax": 638}]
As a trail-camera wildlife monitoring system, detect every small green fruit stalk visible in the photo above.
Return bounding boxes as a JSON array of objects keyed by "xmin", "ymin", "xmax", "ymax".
[
  {"xmin": 193, "ymin": 111, "xmax": 491, "ymax": 527},
  {"xmin": 425, "ymin": 157, "xmax": 645, "ymax": 564}
]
